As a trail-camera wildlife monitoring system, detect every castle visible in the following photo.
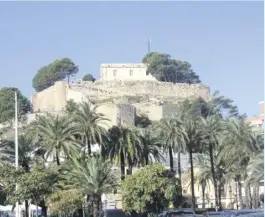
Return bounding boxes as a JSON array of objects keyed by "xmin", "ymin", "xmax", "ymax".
[{"xmin": 31, "ymin": 63, "xmax": 211, "ymax": 128}]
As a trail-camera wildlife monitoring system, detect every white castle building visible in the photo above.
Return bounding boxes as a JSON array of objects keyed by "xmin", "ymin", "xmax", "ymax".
[{"xmin": 100, "ymin": 63, "xmax": 156, "ymax": 81}]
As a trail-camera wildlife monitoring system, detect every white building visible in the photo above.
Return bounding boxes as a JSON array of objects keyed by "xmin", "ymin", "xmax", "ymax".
[{"xmin": 100, "ymin": 63, "xmax": 156, "ymax": 81}]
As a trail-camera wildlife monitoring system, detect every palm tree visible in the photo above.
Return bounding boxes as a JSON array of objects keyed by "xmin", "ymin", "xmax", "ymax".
[
  {"xmin": 104, "ymin": 126, "xmax": 141, "ymax": 180},
  {"xmin": 60, "ymin": 155, "xmax": 118, "ymax": 217},
  {"xmin": 245, "ymin": 152, "xmax": 264, "ymax": 188},
  {"xmin": 181, "ymin": 118, "xmax": 202, "ymax": 211},
  {"xmin": 157, "ymin": 117, "xmax": 187, "ymax": 207},
  {"xmin": 191, "ymin": 149, "xmax": 227, "ymax": 210},
  {"xmin": 200, "ymin": 115, "xmax": 224, "ymax": 211},
  {"xmin": 221, "ymin": 118, "xmax": 263, "ymax": 209},
  {"xmin": 194, "ymin": 91, "xmax": 243, "ymax": 119},
  {"xmin": 195, "ymin": 156, "xmax": 212, "ymax": 209},
  {"xmin": 32, "ymin": 114, "xmax": 80, "ymax": 165},
  {"xmin": 136, "ymin": 126, "xmax": 163, "ymax": 166},
  {"xmin": 245, "ymin": 152, "xmax": 263, "ymax": 209},
  {"xmin": 157, "ymin": 118, "xmax": 186, "ymax": 172},
  {"xmin": 186, "ymin": 154, "xmax": 213, "ymax": 209},
  {"xmin": 72, "ymin": 101, "xmax": 108, "ymax": 155}
]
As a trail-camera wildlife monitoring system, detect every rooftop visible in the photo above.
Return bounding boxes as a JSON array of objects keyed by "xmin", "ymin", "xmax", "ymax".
[{"xmin": 100, "ymin": 63, "xmax": 147, "ymax": 68}]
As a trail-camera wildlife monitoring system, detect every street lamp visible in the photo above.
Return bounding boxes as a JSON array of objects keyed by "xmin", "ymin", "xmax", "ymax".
[{"xmin": 15, "ymin": 92, "xmax": 19, "ymax": 217}]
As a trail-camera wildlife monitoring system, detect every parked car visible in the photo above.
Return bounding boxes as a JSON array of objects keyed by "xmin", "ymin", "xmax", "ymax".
[
  {"xmin": 239, "ymin": 212, "xmax": 264, "ymax": 217},
  {"xmin": 203, "ymin": 212, "xmax": 222, "ymax": 217},
  {"xmin": 98, "ymin": 209, "xmax": 127, "ymax": 217},
  {"xmin": 221, "ymin": 210, "xmax": 263, "ymax": 217},
  {"xmin": 160, "ymin": 209, "xmax": 196, "ymax": 217},
  {"xmin": 98, "ymin": 209, "xmax": 140, "ymax": 217}
]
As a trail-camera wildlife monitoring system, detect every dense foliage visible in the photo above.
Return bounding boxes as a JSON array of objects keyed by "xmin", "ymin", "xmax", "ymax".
[
  {"xmin": 47, "ymin": 190, "xmax": 83, "ymax": 215},
  {"xmin": 142, "ymin": 52, "xmax": 200, "ymax": 84},
  {"xmin": 0, "ymin": 87, "xmax": 30, "ymax": 124},
  {"xmin": 122, "ymin": 164, "xmax": 181, "ymax": 213},
  {"xmin": 32, "ymin": 58, "xmax": 79, "ymax": 92},
  {"xmin": 83, "ymin": 74, "xmax": 96, "ymax": 82}
]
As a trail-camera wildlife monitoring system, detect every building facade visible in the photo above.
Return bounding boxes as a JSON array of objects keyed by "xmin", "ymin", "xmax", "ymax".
[
  {"xmin": 100, "ymin": 63, "xmax": 156, "ymax": 81},
  {"xmin": 246, "ymin": 101, "xmax": 264, "ymax": 129}
]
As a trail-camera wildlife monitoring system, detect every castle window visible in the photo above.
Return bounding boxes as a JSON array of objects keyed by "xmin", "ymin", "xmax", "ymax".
[
  {"xmin": 129, "ymin": 70, "xmax": 133, "ymax": 76},
  {"xmin": 113, "ymin": 70, "xmax": 117, "ymax": 76}
]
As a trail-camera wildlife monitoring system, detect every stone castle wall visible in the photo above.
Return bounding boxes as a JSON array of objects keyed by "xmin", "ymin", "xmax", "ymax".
[
  {"xmin": 117, "ymin": 104, "xmax": 136, "ymax": 126},
  {"xmin": 31, "ymin": 80, "xmax": 210, "ymax": 126}
]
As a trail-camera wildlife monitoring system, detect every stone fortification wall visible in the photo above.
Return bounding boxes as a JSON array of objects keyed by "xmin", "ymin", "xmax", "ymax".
[
  {"xmin": 31, "ymin": 81, "xmax": 68, "ymax": 112},
  {"xmin": 31, "ymin": 80, "xmax": 210, "ymax": 125},
  {"xmin": 162, "ymin": 104, "xmax": 181, "ymax": 118},
  {"xmin": 69, "ymin": 80, "xmax": 210, "ymax": 105},
  {"xmin": 117, "ymin": 104, "xmax": 136, "ymax": 126}
]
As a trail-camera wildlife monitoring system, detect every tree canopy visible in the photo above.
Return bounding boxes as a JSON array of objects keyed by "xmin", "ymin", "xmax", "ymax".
[
  {"xmin": 83, "ymin": 74, "xmax": 96, "ymax": 82},
  {"xmin": 142, "ymin": 52, "xmax": 200, "ymax": 84},
  {"xmin": 121, "ymin": 164, "xmax": 181, "ymax": 213},
  {"xmin": 32, "ymin": 58, "xmax": 79, "ymax": 92},
  {"xmin": 0, "ymin": 87, "xmax": 30, "ymax": 124},
  {"xmin": 0, "ymin": 163, "xmax": 59, "ymax": 216}
]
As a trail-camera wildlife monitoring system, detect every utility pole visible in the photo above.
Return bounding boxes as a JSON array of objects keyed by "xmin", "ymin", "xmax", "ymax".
[
  {"xmin": 147, "ymin": 38, "xmax": 151, "ymax": 53},
  {"xmin": 15, "ymin": 91, "xmax": 19, "ymax": 217}
]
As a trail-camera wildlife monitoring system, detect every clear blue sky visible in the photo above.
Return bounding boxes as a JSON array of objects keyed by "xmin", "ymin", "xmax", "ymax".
[{"xmin": 0, "ymin": 1, "xmax": 263, "ymax": 116}]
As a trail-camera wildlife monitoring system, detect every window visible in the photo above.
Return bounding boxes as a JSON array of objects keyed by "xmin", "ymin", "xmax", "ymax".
[
  {"xmin": 129, "ymin": 70, "xmax": 133, "ymax": 76},
  {"xmin": 113, "ymin": 70, "xmax": 117, "ymax": 76}
]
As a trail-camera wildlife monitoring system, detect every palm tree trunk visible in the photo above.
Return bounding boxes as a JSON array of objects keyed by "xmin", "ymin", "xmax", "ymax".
[
  {"xmin": 217, "ymin": 182, "xmax": 223, "ymax": 210},
  {"xmin": 254, "ymin": 184, "xmax": 259, "ymax": 209},
  {"xmin": 88, "ymin": 195, "xmax": 93, "ymax": 217},
  {"xmin": 127, "ymin": 157, "xmax": 133, "ymax": 175},
  {"xmin": 120, "ymin": 152, "xmax": 125, "ymax": 180},
  {"xmin": 41, "ymin": 206, "xmax": 47, "ymax": 217},
  {"xmin": 245, "ymin": 185, "xmax": 250, "ymax": 209},
  {"xmin": 169, "ymin": 147, "xmax": 174, "ymax": 172},
  {"xmin": 77, "ymin": 208, "xmax": 83, "ymax": 217},
  {"xmin": 202, "ymin": 181, "xmax": 206, "ymax": 209},
  {"xmin": 86, "ymin": 135, "xmax": 91, "ymax": 156},
  {"xmin": 25, "ymin": 200, "xmax": 29, "ymax": 217},
  {"xmin": 36, "ymin": 203, "xmax": 38, "ymax": 217},
  {"xmin": 177, "ymin": 152, "xmax": 182, "ymax": 189},
  {"xmin": 145, "ymin": 154, "xmax": 149, "ymax": 165},
  {"xmin": 189, "ymin": 149, "xmax": 196, "ymax": 211},
  {"xmin": 56, "ymin": 149, "xmax": 60, "ymax": 166},
  {"xmin": 248, "ymin": 185, "xmax": 253, "ymax": 209},
  {"xmin": 40, "ymin": 200, "xmax": 47, "ymax": 217},
  {"xmin": 253, "ymin": 185, "xmax": 257, "ymax": 209},
  {"xmin": 235, "ymin": 180, "xmax": 239, "ymax": 210},
  {"xmin": 23, "ymin": 163, "xmax": 30, "ymax": 217},
  {"xmin": 92, "ymin": 200, "xmax": 98, "ymax": 217},
  {"xmin": 99, "ymin": 200, "xmax": 103, "ymax": 212},
  {"xmin": 209, "ymin": 144, "xmax": 218, "ymax": 211},
  {"xmin": 237, "ymin": 176, "xmax": 244, "ymax": 209}
]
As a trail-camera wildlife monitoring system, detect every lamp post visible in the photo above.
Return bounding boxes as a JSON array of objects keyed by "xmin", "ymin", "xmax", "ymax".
[{"xmin": 15, "ymin": 91, "xmax": 19, "ymax": 217}]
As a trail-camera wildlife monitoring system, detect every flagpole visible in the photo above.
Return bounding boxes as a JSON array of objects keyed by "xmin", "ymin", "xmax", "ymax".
[{"xmin": 15, "ymin": 91, "xmax": 19, "ymax": 217}]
